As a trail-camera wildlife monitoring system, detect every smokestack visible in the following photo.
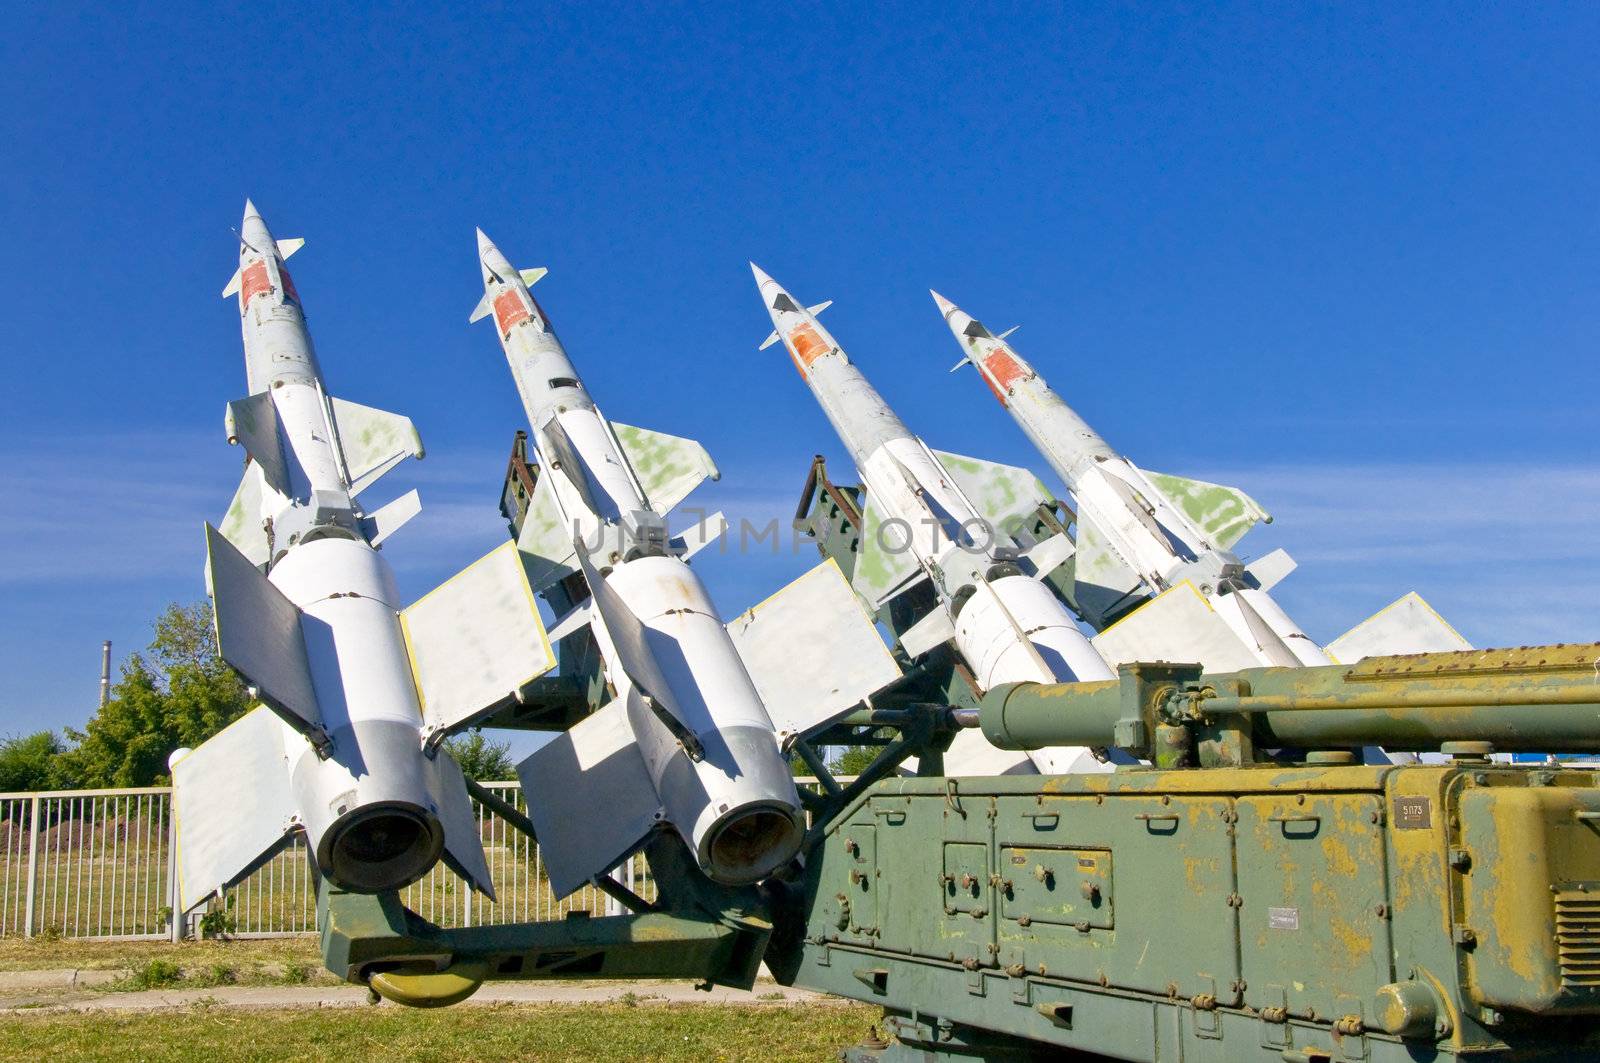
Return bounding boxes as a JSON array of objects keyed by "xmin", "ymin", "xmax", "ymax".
[{"xmin": 99, "ymin": 640, "xmax": 111, "ymax": 708}]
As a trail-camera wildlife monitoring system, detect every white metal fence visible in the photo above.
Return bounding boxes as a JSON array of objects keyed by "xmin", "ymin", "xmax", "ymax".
[{"xmin": 0, "ymin": 783, "xmax": 650, "ymax": 940}]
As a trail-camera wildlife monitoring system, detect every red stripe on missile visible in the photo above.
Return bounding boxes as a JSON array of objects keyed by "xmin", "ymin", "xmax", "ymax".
[
  {"xmin": 981, "ymin": 348, "xmax": 1029, "ymax": 404},
  {"xmin": 494, "ymin": 289, "xmax": 531, "ymax": 337},
  {"xmin": 240, "ymin": 262, "xmax": 273, "ymax": 305},
  {"xmin": 279, "ymin": 266, "xmax": 300, "ymax": 307},
  {"xmin": 788, "ymin": 324, "xmax": 829, "ymax": 374}
]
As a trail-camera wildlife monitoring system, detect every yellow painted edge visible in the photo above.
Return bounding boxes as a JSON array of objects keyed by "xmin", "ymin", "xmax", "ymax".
[
  {"xmin": 1093, "ymin": 579, "xmax": 1215, "ymax": 641},
  {"xmin": 1326, "ymin": 590, "xmax": 1467, "ymax": 666}
]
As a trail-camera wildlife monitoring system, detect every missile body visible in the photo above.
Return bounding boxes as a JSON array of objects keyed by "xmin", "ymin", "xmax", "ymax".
[
  {"xmin": 478, "ymin": 233, "xmax": 802, "ymax": 890},
  {"xmin": 932, "ymin": 292, "xmax": 1327, "ymax": 668},
  {"xmin": 172, "ymin": 203, "xmax": 521, "ymax": 911},
  {"xmin": 752, "ymin": 266, "xmax": 1115, "ymax": 776}
]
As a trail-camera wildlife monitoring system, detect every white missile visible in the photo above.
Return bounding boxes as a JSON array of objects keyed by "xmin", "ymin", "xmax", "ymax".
[
  {"xmin": 171, "ymin": 203, "xmax": 556, "ymax": 913},
  {"xmin": 932, "ymin": 290, "xmax": 1470, "ymax": 672},
  {"xmin": 476, "ymin": 232, "xmax": 817, "ymax": 898},
  {"xmin": 752, "ymin": 265, "xmax": 1120, "ymax": 777}
]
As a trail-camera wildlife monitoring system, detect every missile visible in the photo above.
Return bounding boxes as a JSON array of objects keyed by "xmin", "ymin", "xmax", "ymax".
[
  {"xmin": 171, "ymin": 203, "xmax": 555, "ymax": 913},
  {"xmin": 752, "ymin": 265, "xmax": 1120, "ymax": 777},
  {"xmin": 477, "ymin": 231, "xmax": 807, "ymax": 897},
  {"xmin": 931, "ymin": 291, "xmax": 1469, "ymax": 671}
]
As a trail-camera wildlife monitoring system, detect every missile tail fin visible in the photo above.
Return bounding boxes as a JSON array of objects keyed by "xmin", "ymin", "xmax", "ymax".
[
  {"xmin": 515, "ymin": 472, "xmax": 579, "ymax": 592},
  {"xmin": 1091, "ymin": 582, "xmax": 1262, "ymax": 673},
  {"xmin": 758, "ymin": 330, "xmax": 780, "ymax": 351},
  {"xmin": 1140, "ymin": 469, "xmax": 1271, "ymax": 550},
  {"xmin": 205, "ymin": 524, "xmax": 325, "ymax": 743},
  {"xmin": 726, "ymin": 558, "xmax": 902, "ymax": 742},
  {"xmin": 402, "ymin": 541, "xmax": 557, "ymax": 749},
  {"xmin": 360, "ymin": 489, "xmax": 421, "ymax": 547},
  {"xmin": 275, "ymin": 237, "xmax": 304, "ymax": 260},
  {"xmin": 222, "ymin": 269, "xmax": 242, "ymax": 299},
  {"xmin": 430, "ymin": 751, "xmax": 495, "ymax": 899},
  {"xmin": 224, "ymin": 393, "xmax": 290, "ymax": 495},
  {"xmin": 171, "ymin": 706, "xmax": 300, "ymax": 913},
  {"xmin": 326, "ymin": 397, "xmax": 424, "ymax": 495},
  {"xmin": 1071, "ymin": 515, "xmax": 1151, "ymax": 629},
  {"xmin": 469, "ymin": 291, "xmax": 493, "ymax": 323},
  {"xmin": 850, "ymin": 494, "xmax": 928, "ymax": 609},
  {"xmin": 519, "ymin": 267, "xmax": 547, "ymax": 287},
  {"xmin": 1325, "ymin": 592, "xmax": 1472, "ymax": 664},
  {"xmin": 930, "ymin": 448, "xmax": 1054, "ymax": 542},
  {"xmin": 218, "ymin": 464, "xmax": 272, "ymax": 568},
  {"xmin": 518, "ymin": 700, "xmax": 660, "ymax": 900},
  {"xmin": 609, "ymin": 421, "xmax": 720, "ymax": 516}
]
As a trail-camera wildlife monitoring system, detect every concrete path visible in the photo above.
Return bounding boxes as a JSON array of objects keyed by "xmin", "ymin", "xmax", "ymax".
[{"xmin": 0, "ymin": 970, "xmax": 830, "ymax": 1014}]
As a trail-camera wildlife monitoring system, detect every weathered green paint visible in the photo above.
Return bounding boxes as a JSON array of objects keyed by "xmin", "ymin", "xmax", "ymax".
[
  {"xmin": 851, "ymin": 496, "xmax": 921, "ymax": 607},
  {"xmin": 930, "ymin": 449, "xmax": 1052, "ymax": 541},
  {"xmin": 328, "ymin": 396, "xmax": 423, "ymax": 481},
  {"xmin": 1143, "ymin": 470, "xmax": 1269, "ymax": 549},
  {"xmin": 783, "ymin": 763, "xmax": 1600, "ymax": 1062},
  {"xmin": 611, "ymin": 421, "xmax": 717, "ymax": 515}
]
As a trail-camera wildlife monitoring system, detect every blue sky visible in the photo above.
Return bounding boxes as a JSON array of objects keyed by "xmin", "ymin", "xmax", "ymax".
[{"xmin": 1, "ymin": 4, "xmax": 1596, "ymax": 738}]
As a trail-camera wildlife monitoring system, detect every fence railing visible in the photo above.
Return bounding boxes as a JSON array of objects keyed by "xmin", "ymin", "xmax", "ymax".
[{"xmin": 0, "ymin": 782, "xmax": 652, "ymax": 941}]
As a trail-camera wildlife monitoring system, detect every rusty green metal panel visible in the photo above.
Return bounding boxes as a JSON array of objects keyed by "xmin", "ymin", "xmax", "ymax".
[{"xmin": 782, "ymin": 765, "xmax": 1600, "ymax": 1062}]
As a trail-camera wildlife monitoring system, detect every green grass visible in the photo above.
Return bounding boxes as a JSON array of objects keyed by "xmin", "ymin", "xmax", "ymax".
[
  {"xmin": 0, "ymin": 1002, "xmax": 880, "ymax": 1061},
  {"xmin": 0, "ymin": 935, "xmax": 320, "ymax": 972}
]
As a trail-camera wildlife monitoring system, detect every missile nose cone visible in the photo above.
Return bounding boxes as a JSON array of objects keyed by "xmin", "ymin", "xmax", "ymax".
[
  {"xmin": 929, "ymin": 289, "xmax": 958, "ymax": 317},
  {"xmin": 475, "ymin": 227, "xmax": 496, "ymax": 257},
  {"xmin": 242, "ymin": 198, "xmax": 261, "ymax": 222},
  {"xmin": 749, "ymin": 261, "xmax": 777, "ymax": 289}
]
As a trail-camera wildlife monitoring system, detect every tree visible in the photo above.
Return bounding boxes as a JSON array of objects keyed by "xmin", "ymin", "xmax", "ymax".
[
  {"xmin": 0, "ymin": 731, "xmax": 76, "ymax": 792},
  {"xmin": 443, "ymin": 732, "xmax": 515, "ymax": 782},
  {"xmin": 60, "ymin": 602, "xmax": 251, "ymax": 787}
]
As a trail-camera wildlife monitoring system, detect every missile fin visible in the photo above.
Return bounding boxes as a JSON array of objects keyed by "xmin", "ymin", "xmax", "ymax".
[
  {"xmin": 1140, "ymin": 469, "xmax": 1271, "ymax": 550},
  {"xmin": 518, "ymin": 700, "xmax": 660, "ymax": 900},
  {"xmin": 327, "ymin": 397, "xmax": 424, "ymax": 496},
  {"xmin": 515, "ymin": 472, "xmax": 579, "ymax": 593},
  {"xmin": 1325, "ymin": 591, "xmax": 1472, "ymax": 664},
  {"xmin": 931, "ymin": 448, "xmax": 1055, "ymax": 542},
  {"xmin": 1071, "ymin": 514, "xmax": 1152, "ymax": 629},
  {"xmin": 519, "ymin": 267, "xmax": 548, "ymax": 287},
  {"xmin": 807, "ymin": 300, "xmax": 833, "ymax": 316},
  {"xmin": 758, "ymin": 330, "xmax": 780, "ymax": 351},
  {"xmin": 468, "ymin": 291, "xmax": 493, "ymax": 323},
  {"xmin": 669, "ymin": 509, "xmax": 728, "ymax": 560},
  {"xmin": 1243, "ymin": 547, "xmax": 1297, "ymax": 592},
  {"xmin": 222, "ymin": 268, "xmax": 242, "ymax": 299},
  {"xmin": 896, "ymin": 605, "xmax": 956, "ymax": 660},
  {"xmin": 275, "ymin": 237, "xmax": 304, "ymax": 261},
  {"xmin": 1020, "ymin": 531, "xmax": 1075, "ymax": 581},
  {"xmin": 1090, "ymin": 582, "xmax": 1262, "ymax": 673},
  {"xmin": 429, "ymin": 751, "xmax": 495, "ymax": 899},
  {"xmin": 401, "ymin": 541, "xmax": 557, "ymax": 749},
  {"xmin": 610, "ymin": 421, "xmax": 720, "ymax": 516},
  {"xmin": 949, "ymin": 355, "xmax": 972, "ymax": 373},
  {"xmin": 996, "ymin": 326, "xmax": 1019, "ymax": 339},
  {"xmin": 360, "ymin": 488, "xmax": 421, "ymax": 547},
  {"xmin": 850, "ymin": 494, "xmax": 928, "ymax": 609},
  {"xmin": 171, "ymin": 705, "xmax": 301, "ymax": 912},
  {"xmin": 574, "ymin": 545, "xmax": 694, "ymax": 737},
  {"xmin": 224, "ymin": 393, "xmax": 290, "ymax": 495},
  {"xmin": 205, "ymin": 524, "xmax": 325, "ymax": 744},
  {"xmin": 726, "ymin": 558, "xmax": 902, "ymax": 742},
  {"xmin": 217, "ymin": 464, "xmax": 272, "ymax": 568}
]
